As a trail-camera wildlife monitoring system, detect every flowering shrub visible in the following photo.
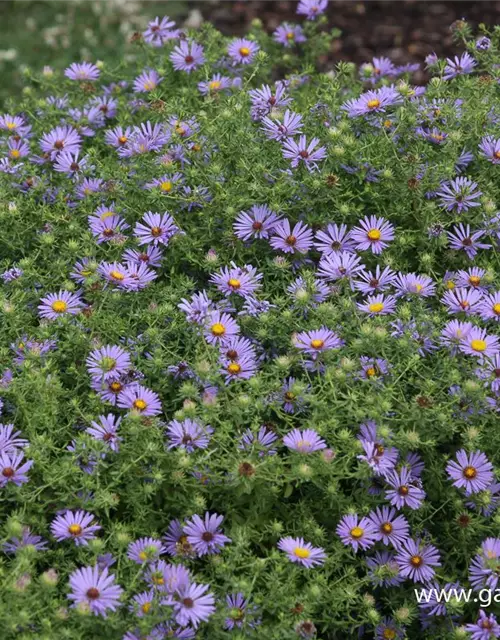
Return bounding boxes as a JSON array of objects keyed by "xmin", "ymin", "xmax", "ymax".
[{"xmin": 2, "ymin": 6, "xmax": 500, "ymax": 639}]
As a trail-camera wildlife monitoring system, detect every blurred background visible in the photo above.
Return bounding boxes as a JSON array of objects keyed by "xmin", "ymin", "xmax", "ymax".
[{"xmin": 1, "ymin": 0, "xmax": 499, "ymax": 106}]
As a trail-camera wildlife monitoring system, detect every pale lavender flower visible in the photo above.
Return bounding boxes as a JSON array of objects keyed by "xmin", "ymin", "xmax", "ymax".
[
  {"xmin": 227, "ymin": 38, "xmax": 260, "ymax": 65},
  {"xmin": 270, "ymin": 219, "xmax": 313, "ymax": 254},
  {"xmin": 336, "ymin": 514, "xmax": 377, "ymax": 552},
  {"xmin": 67, "ymin": 565, "xmax": 123, "ymax": 616},
  {"xmin": 170, "ymin": 41, "xmax": 205, "ymax": 73},
  {"xmin": 51, "ymin": 510, "xmax": 101, "ymax": 546},
  {"xmin": 277, "ymin": 536, "xmax": 326, "ymax": 566},
  {"xmin": 273, "ymin": 24, "xmax": 307, "ymax": 47},
  {"xmin": 281, "ymin": 135, "xmax": 326, "ymax": 171}
]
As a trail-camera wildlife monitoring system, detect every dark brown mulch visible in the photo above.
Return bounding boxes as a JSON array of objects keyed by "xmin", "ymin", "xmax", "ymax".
[{"xmin": 194, "ymin": 1, "xmax": 500, "ymax": 80}]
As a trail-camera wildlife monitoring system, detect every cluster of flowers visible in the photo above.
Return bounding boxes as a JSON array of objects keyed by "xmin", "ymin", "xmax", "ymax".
[{"xmin": 3, "ymin": 3, "xmax": 500, "ymax": 638}]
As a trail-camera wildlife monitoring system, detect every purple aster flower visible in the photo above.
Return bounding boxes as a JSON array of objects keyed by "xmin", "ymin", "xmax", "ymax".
[
  {"xmin": 440, "ymin": 320, "xmax": 474, "ymax": 354},
  {"xmin": 183, "ymin": 513, "xmax": 230, "ymax": 556},
  {"xmin": 210, "ymin": 263, "xmax": 262, "ymax": 298},
  {"xmin": 125, "ymin": 261, "xmax": 157, "ymax": 291},
  {"xmin": 357, "ymin": 356, "xmax": 391, "ymax": 381},
  {"xmin": 288, "ymin": 276, "xmax": 330, "ymax": 309},
  {"xmin": 38, "ymin": 290, "xmax": 84, "ymax": 320},
  {"xmin": 224, "ymin": 592, "xmax": 260, "ymax": 631},
  {"xmin": 318, "ymin": 251, "xmax": 364, "ymax": 282},
  {"xmin": 239, "ymin": 426, "xmax": 278, "ymax": 456},
  {"xmin": 360, "ymin": 56, "xmax": 397, "ymax": 82},
  {"xmin": 277, "ymin": 536, "xmax": 326, "ymax": 567},
  {"xmin": 476, "ymin": 36, "xmax": 492, "ymax": 51},
  {"xmin": 443, "ymin": 52, "xmax": 477, "ymax": 80},
  {"xmin": 127, "ymin": 537, "xmax": 167, "ymax": 564},
  {"xmin": 220, "ymin": 353, "xmax": 258, "ymax": 382},
  {"xmin": 385, "ymin": 467, "xmax": 426, "ymax": 509},
  {"xmin": 283, "ymin": 428, "xmax": 326, "ymax": 453},
  {"xmin": 470, "ymin": 538, "xmax": 500, "ymax": 591},
  {"xmin": 198, "ymin": 73, "xmax": 232, "ymax": 95},
  {"xmin": 133, "ymin": 69, "xmax": 163, "ymax": 93},
  {"xmin": 227, "ymin": 38, "xmax": 260, "ymax": 65},
  {"xmin": 367, "ymin": 506, "xmax": 410, "ymax": 547},
  {"xmin": 123, "ymin": 246, "xmax": 163, "ymax": 268},
  {"xmin": 1, "ymin": 266, "xmax": 23, "ymax": 282},
  {"xmin": 447, "ymin": 449, "xmax": 494, "ymax": 495},
  {"xmin": 358, "ymin": 440, "xmax": 399, "ymax": 476},
  {"xmin": 98, "ymin": 261, "xmax": 134, "ymax": 289},
  {"xmin": 336, "ymin": 514, "xmax": 377, "ymax": 552},
  {"xmin": 442, "ymin": 287, "xmax": 483, "ymax": 315},
  {"xmin": 150, "ymin": 623, "xmax": 195, "ymax": 639},
  {"xmin": 67, "ymin": 565, "xmax": 123, "ymax": 616},
  {"xmin": 104, "ymin": 125, "xmax": 133, "ymax": 148},
  {"xmin": 273, "ymin": 23, "xmax": 307, "ymax": 47},
  {"xmin": 395, "ymin": 538, "xmax": 441, "ymax": 583},
  {"xmin": 117, "ymin": 384, "xmax": 162, "ymax": 416},
  {"xmin": 293, "ymin": 327, "xmax": 343, "ymax": 357},
  {"xmin": 75, "ymin": 177, "xmax": 105, "ymax": 200},
  {"xmin": 478, "ymin": 291, "xmax": 500, "ymax": 322},
  {"xmin": 416, "ymin": 126, "xmax": 448, "ymax": 144},
  {"xmin": 281, "ymin": 135, "xmax": 326, "ymax": 171},
  {"xmin": 143, "ymin": 16, "xmax": 177, "ymax": 46},
  {"xmin": 437, "ymin": 177, "xmax": 482, "ymax": 213},
  {"xmin": 342, "ymin": 86, "xmax": 402, "ymax": 118},
  {"xmin": 351, "ymin": 215, "xmax": 395, "ymax": 254},
  {"xmin": 91, "ymin": 377, "xmax": 130, "ymax": 406},
  {"xmin": 366, "ymin": 551, "xmax": 404, "ymax": 587},
  {"xmin": 170, "ymin": 41, "xmax": 205, "ymax": 73},
  {"xmin": 164, "ymin": 519, "xmax": 196, "ymax": 558},
  {"xmin": 166, "ymin": 582, "xmax": 215, "ymax": 628},
  {"xmin": 51, "ymin": 509, "xmax": 101, "ymax": 546},
  {"xmin": 147, "ymin": 560, "xmax": 192, "ymax": 593},
  {"xmin": 459, "ymin": 327, "xmax": 500, "ymax": 359},
  {"xmin": 270, "ymin": 219, "xmax": 313, "ymax": 254},
  {"xmin": 447, "ymin": 224, "xmax": 491, "ymax": 259},
  {"xmin": 394, "ymin": 273, "xmax": 436, "ymax": 299},
  {"xmin": 166, "ymin": 419, "xmax": 213, "ymax": 452},
  {"xmin": 39, "ymin": 125, "xmax": 82, "ymax": 159},
  {"xmin": 134, "ymin": 211, "xmax": 179, "ymax": 246},
  {"xmin": 479, "ymin": 136, "xmax": 500, "ymax": 164},
  {"xmin": 3, "ymin": 527, "xmax": 48, "ymax": 553},
  {"xmin": 233, "ymin": 205, "xmax": 281, "ymax": 241},
  {"xmin": 129, "ymin": 590, "xmax": 156, "ymax": 617},
  {"xmin": 65, "ymin": 62, "xmax": 100, "ymax": 81},
  {"xmin": 53, "ymin": 150, "xmax": 87, "ymax": 176},
  {"xmin": 314, "ymin": 223, "xmax": 355, "ymax": 255},
  {"xmin": 261, "ymin": 110, "xmax": 303, "ymax": 141},
  {"xmin": 375, "ymin": 618, "xmax": 405, "ymax": 640},
  {"xmin": 297, "ymin": 0, "xmax": 328, "ymax": 19},
  {"xmin": 219, "ymin": 335, "xmax": 257, "ymax": 363},
  {"xmin": 6, "ymin": 138, "xmax": 29, "ymax": 161},
  {"xmin": 86, "ymin": 414, "xmax": 122, "ymax": 452},
  {"xmin": 67, "ymin": 439, "xmax": 100, "ymax": 474},
  {"xmin": 249, "ymin": 82, "xmax": 292, "ymax": 119},
  {"xmin": 0, "ymin": 113, "xmax": 30, "ymax": 135},
  {"xmin": 465, "ymin": 610, "xmax": 500, "ymax": 640},
  {"xmin": 86, "ymin": 345, "xmax": 131, "ymax": 382},
  {"xmin": 88, "ymin": 213, "xmax": 129, "ymax": 244},
  {"xmin": 456, "ymin": 267, "xmax": 488, "ymax": 291},
  {"xmin": 357, "ymin": 294, "xmax": 397, "ymax": 317},
  {"xmin": 179, "ymin": 291, "xmax": 212, "ymax": 325},
  {"xmin": 352, "ymin": 265, "xmax": 396, "ymax": 295},
  {"xmin": 204, "ymin": 310, "xmax": 240, "ymax": 345}
]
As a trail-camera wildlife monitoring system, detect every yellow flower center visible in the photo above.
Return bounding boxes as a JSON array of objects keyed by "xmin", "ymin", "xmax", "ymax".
[
  {"xmin": 350, "ymin": 526, "xmax": 364, "ymax": 539},
  {"xmin": 209, "ymin": 80, "xmax": 222, "ymax": 90},
  {"xmin": 369, "ymin": 302, "xmax": 384, "ymax": 313},
  {"xmin": 151, "ymin": 574, "xmax": 164, "ymax": 585},
  {"xmin": 10, "ymin": 149, "xmax": 20, "ymax": 159},
  {"xmin": 367, "ymin": 229, "xmax": 381, "ymax": 241},
  {"xmin": 142, "ymin": 602, "xmax": 151, "ymax": 614},
  {"xmin": 211, "ymin": 322, "xmax": 226, "ymax": 336},
  {"xmin": 68, "ymin": 524, "xmax": 83, "ymax": 536},
  {"xmin": 294, "ymin": 547, "xmax": 311, "ymax": 559},
  {"xmin": 469, "ymin": 276, "xmax": 481, "ymax": 286},
  {"xmin": 410, "ymin": 555, "xmax": 423, "ymax": 567},
  {"xmin": 296, "ymin": 439, "xmax": 311, "ymax": 451},
  {"xmin": 381, "ymin": 522, "xmax": 393, "ymax": 534},
  {"xmin": 310, "ymin": 339, "xmax": 324, "ymax": 349},
  {"xmin": 118, "ymin": 136, "xmax": 128, "ymax": 144},
  {"xmin": 471, "ymin": 339, "xmax": 487, "ymax": 352},
  {"xmin": 228, "ymin": 278, "xmax": 241, "ymax": 289},
  {"xmin": 51, "ymin": 300, "xmax": 68, "ymax": 313},
  {"xmin": 160, "ymin": 181, "xmax": 172, "ymax": 192},
  {"xmin": 367, "ymin": 99, "xmax": 381, "ymax": 109},
  {"xmin": 463, "ymin": 465, "xmax": 477, "ymax": 479},
  {"xmin": 175, "ymin": 126, "xmax": 186, "ymax": 136},
  {"xmin": 493, "ymin": 303, "xmax": 500, "ymax": 315},
  {"xmin": 110, "ymin": 381, "xmax": 122, "ymax": 392},
  {"xmin": 138, "ymin": 551, "xmax": 148, "ymax": 561},
  {"xmin": 133, "ymin": 399, "xmax": 147, "ymax": 411},
  {"xmin": 446, "ymin": 280, "xmax": 455, "ymax": 289},
  {"xmin": 6, "ymin": 122, "xmax": 17, "ymax": 130},
  {"xmin": 143, "ymin": 81, "xmax": 156, "ymax": 91},
  {"xmin": 383, "ymin": 630, "xmax": 397, "ymax": 640},
  {"xmin": 239, "ymin": 47, "xmax": 251, "ymax": 56},
  {"xmin": 286, "ymin": 32, "xmax": 295, "ymax": 40},
  {"xmin": 383, "ymin": 119, "xmax": 392, "ymax": 128},
  {"xmin": 227, "ymin": 363, "xmax": 241, "ymax": 375},
  {"xmin": 110, "ymin": 270, "xmax": 125, "ymax": 281},
  {"xmin": 366, "ymin": 367, "xmax": 377, "ymax": 377}
]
